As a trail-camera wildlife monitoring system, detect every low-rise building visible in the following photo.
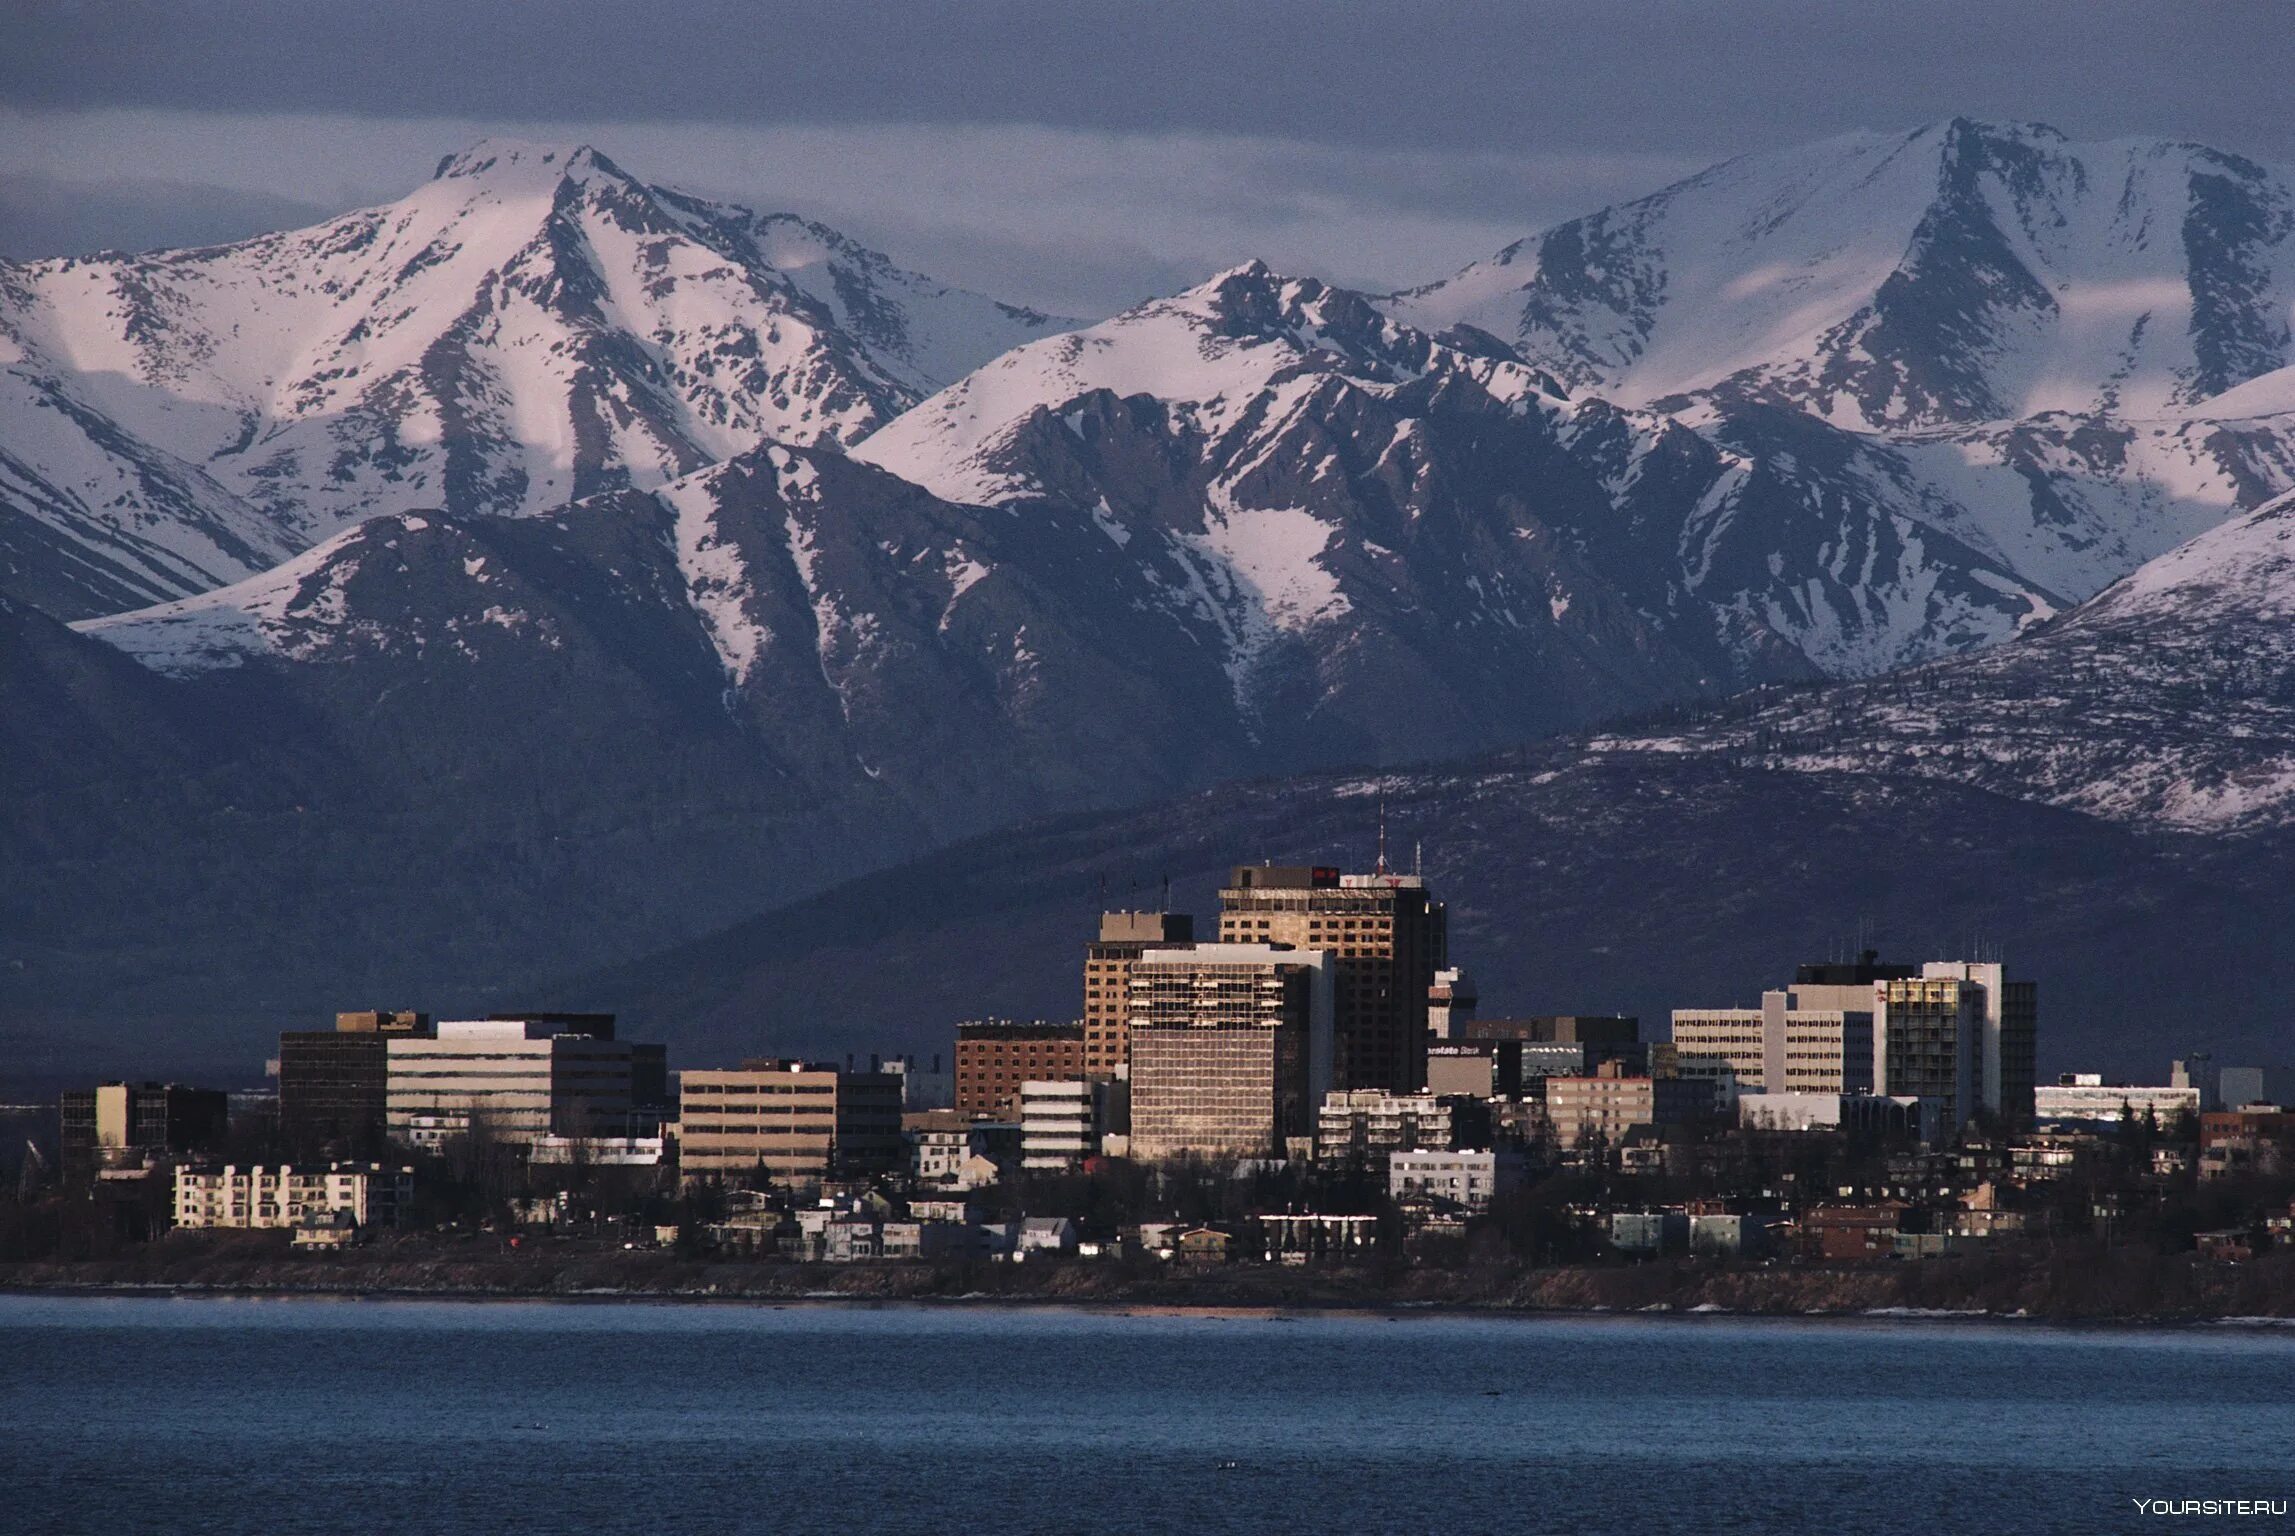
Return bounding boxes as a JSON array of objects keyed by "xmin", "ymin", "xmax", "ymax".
[
  {"xmin": 1543, "ymin": 1063, "xmax": 1707, "ymax": 1147},
  {"xmin": 1801, "ymin": 1204, "xmax": 1907, "ymax": 1262},
  {"xmin": 173, "ymin": 1162, "xmax": 414, "ymax": 1232},
  {"xmin": 1257, "ymin": 1212, "xmax": 1381, "ymax": 1263},
  {"xmin": 1738, "ymin": 1092, "xmax": 1936, "ymax": 1141},
  {"xmin": 1317, "ymin": 1090, "xmax": 1471, "ymax": 1159},
  {"xmin": 905, "ymin": 1112, "xmax": 1019, "ymax": 1188},
  {"xmin": 1016, "ymin": 1216, "xmax": 1078, "ymax": 1256},
  {"xmin": 1610, "ymin": 1210, "xmax": 1688, "ymax": 1255},
  {"xmin": 1387, "ymin": 1149, "xmax": 1521, "ymax": 1212},
  {"xmin": 679, "ymin": 1059, "xmax": 903, "ymax": 1183},
  {"xmin": 2033, "ymin": 1076, "xmax": 2202, "ymax": 1127}
]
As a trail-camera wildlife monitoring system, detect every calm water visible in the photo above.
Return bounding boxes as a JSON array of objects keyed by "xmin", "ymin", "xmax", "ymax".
[{"xmin": 2, "ymin": 1296, "xmax": 2291, "ymax": 1534}]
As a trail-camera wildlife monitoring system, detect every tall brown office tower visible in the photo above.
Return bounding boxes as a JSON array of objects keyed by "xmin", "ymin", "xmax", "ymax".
[
  {"xmin": 1217, "ymin": 864, "xmax": 1445, "ymax": 1094},
  {"xmin": 1082, "ymin": 911, "xmax": 1194, "ymax": 1079}
]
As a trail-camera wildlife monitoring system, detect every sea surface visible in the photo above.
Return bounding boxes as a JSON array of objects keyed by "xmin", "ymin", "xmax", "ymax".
[{"xmin": 1, "ymin": 1294, "xmax": 2290, "ymax": 1534}]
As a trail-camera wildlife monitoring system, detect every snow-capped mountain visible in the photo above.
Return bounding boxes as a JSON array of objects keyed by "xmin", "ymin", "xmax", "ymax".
[
  {"xmin": 1381, "ymin": 119, "xmax": 2295, "ymax": 629},
  {"xmin": 0, "ymin": 140, "xmax": 1072, "ymax": 619},
  {"xmin": 1389, "ymin": 119, "xmax": 2295, "ymax": 428},
  {"xmin": 1597, "ymin": 485, "xmax": 2295, "ymax": 833},
  {"xmin": 20, "ymin": 120, "xmax": 2295, "ymax": 1061}
]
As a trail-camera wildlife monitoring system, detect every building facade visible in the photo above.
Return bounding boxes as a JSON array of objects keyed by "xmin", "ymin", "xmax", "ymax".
[
  {"xmin": 1128, "ymin": 943, "xmax": 1333, "ymax": 1160},
  {"xmin": 954, "ymin": 1020, "xmax": 1086, "ymax": 1119},
  {"xmin": 1316, "ymin": 1090, "xmax": 1462, "ymax": 1158},
  {"xmin": 1020, "ymin": 1079, "xmax": 1108, "ymax": 1171},
  {"xmin": 1543, "ymin": 1063, "xmax": 1707, "ymax": 1147},
  {"xmin": 678, "ymin": 1060, "xmax": 904, "ymax": 1182},
  {"xmin": 173, "ymin": 1162, "xmax": 414, "ymax": 1231},
  {"xmin": 279, "ymin": 1010, "xmax": 435, "ymax": 1152},
  {"xmin": 2033, "ymin": 1077, "xmax": 2202, "ymax": 1126},
  {"xmin": 1081, "ymin": 912, "xmax": 1194, "ymax": 1079},
  {"xmin": 384, "ymin": 1017, "xmax": 654, "ymax": 1147},
  {"xmin": 60, "ymin": 1082, "xmax": 229, "ymax": 1180},
  {"xmin": 1388, "ymin": 1149, "xmax": 1521, "ymax": 1211},
  {"xmin": 1217, "ymin": 865, "xmax": 1443, "ymax": 1095}
]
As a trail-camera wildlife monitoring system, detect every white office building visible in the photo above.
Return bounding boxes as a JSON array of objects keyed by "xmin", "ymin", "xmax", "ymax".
[{"xmin": 386, "ymin": 1018, "xmax": 645, "ymax": 1147}]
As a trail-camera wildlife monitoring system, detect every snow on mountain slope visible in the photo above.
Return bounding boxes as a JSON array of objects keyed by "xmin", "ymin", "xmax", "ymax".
[
  {"xmin": 0, "ymin": 140, "xmax": 1074, "ymax": 619},
  {"xmin": 1595, "ymin": 488, "xmax": 2295, "ymax": 832},
  {"xmin": 855, "ymin": 259, "xmax": 1554, "ymax": 505},
  {"xmin": 1391, "ymin": 119, "xmax": 2295, "ymax": 429}
]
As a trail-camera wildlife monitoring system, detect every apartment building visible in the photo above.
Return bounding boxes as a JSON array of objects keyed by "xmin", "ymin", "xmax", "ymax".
[
  {"xmin": 173, "ymin": 1162, "xmax": 414, "ymax": 1231},
  {"xmin": 1316, "ymin": 1090, "xmax": 1463, "ymax": 1158},
  {"xmin": 1388, "ymin": 1148, "xmax": 1522, "ymax": 1211},
  {"xmin": 678, "ymin": 1059, "xmax": 903, "ymax": 1182}
]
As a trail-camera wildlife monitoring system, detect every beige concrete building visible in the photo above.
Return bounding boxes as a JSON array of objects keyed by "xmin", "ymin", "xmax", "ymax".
[
  {"xmin": 678, "ymin": 1060, "xmax": 903, "ymax": 1182},
  {"xmin": 1544, "ymin": 1062, "xmax": 1709, "ymax": 1147},
  {"xmin": 173, "ymin": 1162, "xmax": 413, "ymax": 1231},
  {"xmin": 1217, "ymin": 865, "xmax": 1443, "ymax": 1095},
  {"xmin": 1671, "ymin": 992, "xmax": 1876, "ymax": 1097},
  {"xmin": 1082, "ymin": 912, "xmax": 1194, "ymax": 1079},
  {"xmin": 1128, "ymin": 943, "xmax": 1333, "ymax": 1160}
]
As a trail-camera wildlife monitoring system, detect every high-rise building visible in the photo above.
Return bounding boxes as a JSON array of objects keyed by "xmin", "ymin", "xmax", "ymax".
[
  {"xmin": 280, "ymin": 1010, "xmax": 436, "ymax": 1153},
  {"xmin": 1127, "ymin": 943, "xmax": 1333, "ymax": 1160},
  {"xmin": 955, "ymin": 1020, "xmax": 1086, "ymax": 1118},
  {"xmin": 1217, "ymin": 865, "xmax": 1444, "ymax": 1094},
  {"xmin": 384, "ymin": 1016, "xmax": 658, "ymax": 1148},
  {"xmin": 1082, "ymin": 912, "xmax": 1194, "ymax": 1079}
]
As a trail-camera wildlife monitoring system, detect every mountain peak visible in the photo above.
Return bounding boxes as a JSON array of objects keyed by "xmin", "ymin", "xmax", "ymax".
[{"xmin": 430, "ymin": 139, "xmax": 628, "ymax": 190}]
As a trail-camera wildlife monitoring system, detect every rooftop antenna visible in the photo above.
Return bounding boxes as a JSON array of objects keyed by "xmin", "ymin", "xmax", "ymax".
[
  {"xmin": 1375, "ymin": 793, "xmax": 1391, "ymax": 876},
  {"xmin": 1413, "ymin": 839, "xmax": 1423, "ymax": 878},
  {"xmin": 1161, "ymin": 873, "xmax": 1171, "ymax": 913}
]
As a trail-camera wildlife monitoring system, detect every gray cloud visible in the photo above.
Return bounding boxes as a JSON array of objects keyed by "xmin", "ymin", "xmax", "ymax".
[
  {"xmin": 2, "ymin": 2, "xmax": 2289, "ymax": 315},
  {"xmin": 0, "ymin": 171, "xmax": 335, "ymax": 262},
  {"xmin": 3, "ymin": 1, "xmax": 2290, "ymax": 161},
  {"xmin": 0, "ymin": 111, "xmax": 1699, "ymax": 314}
]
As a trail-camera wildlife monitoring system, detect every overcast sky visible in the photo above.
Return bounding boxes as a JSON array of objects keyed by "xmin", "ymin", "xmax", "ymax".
[{"xmin": 3, "ymin": 1, "xmax": 2291, "ymax": 316}]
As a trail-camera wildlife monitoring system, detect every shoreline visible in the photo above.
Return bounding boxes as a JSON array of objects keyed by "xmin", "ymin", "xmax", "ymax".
[{"xmin": 5, "ymin": 1263, "xmax": 2293, "ymax": 1332}]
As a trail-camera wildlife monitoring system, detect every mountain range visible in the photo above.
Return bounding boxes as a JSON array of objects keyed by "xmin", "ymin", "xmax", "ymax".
[{"xmin": 8, "ymin": 120, "xmax": 2295, "ymax": 1073}]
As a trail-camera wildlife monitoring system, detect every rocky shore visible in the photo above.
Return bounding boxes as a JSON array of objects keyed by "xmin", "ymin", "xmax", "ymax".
[{"xmin": 5, "ymin": 1238, "xmax": 2292, "ymax": 1325}]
